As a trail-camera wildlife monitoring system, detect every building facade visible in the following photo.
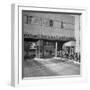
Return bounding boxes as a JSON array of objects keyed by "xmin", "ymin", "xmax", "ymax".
[{"xmin": 23, "ymin": 11, "xmax": 80, "ymax": 60}]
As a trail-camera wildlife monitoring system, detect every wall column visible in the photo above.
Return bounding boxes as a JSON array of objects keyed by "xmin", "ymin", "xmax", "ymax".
[
  {"xmin": 55, "ymin": 41, "xmax": 57, "ymax": 57},
  {"xmin": 36, "ymin": 47, "xmax": 38, "ymax": 58},
  {"xmin": 75, "ymin": 15, "xmax": 80, "ymax": 53},
  {"xmin": 36, "ymin": 40, "xmax": 40, "ymax": 58}
]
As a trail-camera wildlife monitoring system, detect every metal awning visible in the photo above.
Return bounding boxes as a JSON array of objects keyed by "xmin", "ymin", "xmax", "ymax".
[
  {"xmin": 63, "ymin": 41, "xmax": 76, "ymax": 47},
  {"xmin": 24, "ymin": 33, "xmax": 75, "ymax": 41}
]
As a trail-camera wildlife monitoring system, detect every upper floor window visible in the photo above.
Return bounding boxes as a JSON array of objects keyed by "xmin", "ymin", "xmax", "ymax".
[
  {"xmin": 26, "ymin": 16, "xmax": 33, "ymax": 24},
  {"xmin": 61, "ymin": 21, "xmax": 64, "ymax": 29},
  {"xmin": 49, "ymin": 20, "xmax": 53, "ymax": 27}
]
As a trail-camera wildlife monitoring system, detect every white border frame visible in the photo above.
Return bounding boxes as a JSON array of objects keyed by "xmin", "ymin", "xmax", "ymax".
[{"xmin": 11, "ymin": 4, "xmax": 87, "ymax": 87}]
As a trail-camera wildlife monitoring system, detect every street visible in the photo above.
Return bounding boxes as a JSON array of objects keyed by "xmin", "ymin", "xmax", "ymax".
[{"xmin": 23, "ymin": 58, "xmax": 80, "ymax": 77}]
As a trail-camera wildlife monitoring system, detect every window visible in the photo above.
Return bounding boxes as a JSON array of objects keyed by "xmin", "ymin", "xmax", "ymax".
[
  {"xmin": 61, "ymin": 21, "xmax": 64, "ymax": 29},
  {"xmin": 28, "ymin": 16, "xmax": 33, "ymax": 24},
  {"xmin": 26, "ymin": 15, "xmax": 28, "ymax": 24},
  {"xmin": 26, "ymin": 16, "xmax": 33, "ymax": 24},
  {"xmin": 49, "ymin": 20, "xmax": 53, "ymax": 27}
]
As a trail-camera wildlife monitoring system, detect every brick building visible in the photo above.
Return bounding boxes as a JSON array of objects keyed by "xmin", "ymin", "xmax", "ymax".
[{"xmin": 23, "ymin": 11, "xmax": 80, "ymax": 59}]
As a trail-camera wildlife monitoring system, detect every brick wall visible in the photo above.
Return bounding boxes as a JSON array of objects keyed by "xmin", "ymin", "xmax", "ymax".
[{"xmin": 23, "ymin": 11, "xmax": 75, "ymax": 38}]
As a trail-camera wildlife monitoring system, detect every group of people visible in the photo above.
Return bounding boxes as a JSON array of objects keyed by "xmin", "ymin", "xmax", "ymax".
[{"xmin": 57, "ymin": 47, "xmax": 80, "ymax": 62}]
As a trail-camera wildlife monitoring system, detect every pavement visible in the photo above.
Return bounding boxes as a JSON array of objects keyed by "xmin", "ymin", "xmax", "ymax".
[{"xmin": 23, "ymin": 58, "xmax": 80, "ymax": 77}]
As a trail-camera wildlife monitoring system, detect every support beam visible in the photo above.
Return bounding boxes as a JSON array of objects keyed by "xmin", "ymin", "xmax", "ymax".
[
  {"xmin": 40, "ymin": 40, "xmax": 44, "ymax": 58},
  {"xmin": 75, "ymin": 15, "xmax": 80, "ymax": 53},
  {"xmin": 55, "ymin": 42, "xmax": 57, "ymax": 57},
  {"xmin": 36, "ymin": 46, "xmax": 38, "ymax": 58},
  {"xmin": 36, "ymin": 40, "xmax": 40, "ymax": 58},
  {"xmin": 42, "ymin": 40, "xmax": 44, "ymax": 58}
]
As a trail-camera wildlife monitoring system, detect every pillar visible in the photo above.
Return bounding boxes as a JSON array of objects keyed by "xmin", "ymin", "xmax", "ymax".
[
  {"xmin": 55, "ymin": 42, "xmax": 57, "ymax": 57},
  {"xmin": 75, "ymin": 15, "xmax": 80, "ymax": 53},
  {"xmin": 42, "ymin": 40, "xmax": 44, "ymax": 58},
  {"xmin": 35, "ymin": 43, "xmax": 38, "ymax": 58},
  {"xmin": 40, "ymin": 40, "xmax": 44, "ymax": 58},
  {"xmin": 36, "ymin": 40, "xmax": 40, "ymax": 58}
]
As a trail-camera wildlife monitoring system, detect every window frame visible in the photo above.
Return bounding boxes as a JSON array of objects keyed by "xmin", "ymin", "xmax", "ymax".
[{"xmin": 11, "ymin": 4, "xmax": 87, "ymax": 87}]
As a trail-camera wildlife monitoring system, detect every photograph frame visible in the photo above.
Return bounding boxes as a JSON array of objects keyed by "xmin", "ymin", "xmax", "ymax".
[{"xmin": 11, "ymin": 4, "xmax": 87, "ymax": 87}]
